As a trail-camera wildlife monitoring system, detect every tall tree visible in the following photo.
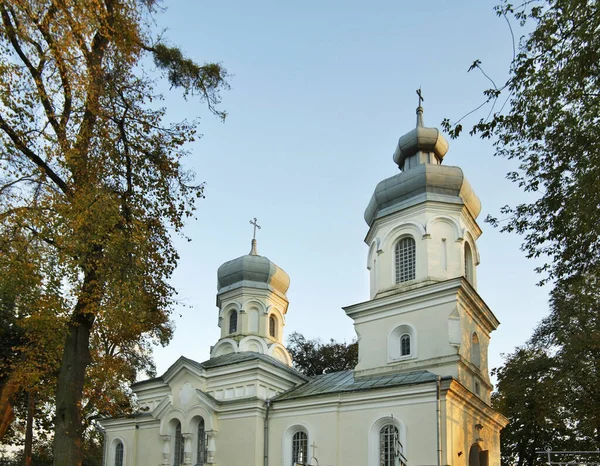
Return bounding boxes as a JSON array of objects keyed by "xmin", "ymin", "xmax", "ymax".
[
  {"xmin": 441, "ymin": 1, "xmax": 600, "ymax": 457},
  {"xmin": 287, "ymin": 332, "xmax": 358, "ymax": 377},
  {"xmin": 532, "ymin": 275, "xmax": 600, "ymax": 448},
  {"xmin": 491, "ymin": 346, "xmax": 568, "ymax": 466},
  {"xmin": 443, "ymin": 0, "xmax": 600, "ymax": 285},
  {"xmin": 0, "ymin": 1, "xmax": 228, "ymax": 465}
]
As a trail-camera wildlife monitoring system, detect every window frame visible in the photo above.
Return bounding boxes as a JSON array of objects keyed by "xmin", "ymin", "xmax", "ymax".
[
  {"xmin": 291, "ymin": 430, "xmax": 308, "ymax": 465},
  {"xmin": 269, "ymin": 314, "xmax": 277, "ymax": 338},
  {"xmin": 228, "ymin": 310, "xmax": 238, "ymax": 334},
  {"xmin": 283, "ymin": 425, "xmax": 310, "ymax": 466},
  {"xmin": 113, "ymin": 439, "xmax": 124, "ymax": 466},
  {"xmin": 388, "ymin": 324, "xmax": 416, "ymax": 362},
  {"xmin": 400, "ymin": 333, "xmax": 411, "ymax": 356},
  {"xmin": 196, "ymin": 417, "xmax": 206, "ymax": 466},
  {"xmin": 395, "ymin": 236, "xmax": 416, "ymax": 284},
  {"xmin": 369, "ymin": 417, "xmax": 407, "ymax": 466},
  {"xmin": 174, "ymin": 421, "xmax": 184, "ymax": 466}
]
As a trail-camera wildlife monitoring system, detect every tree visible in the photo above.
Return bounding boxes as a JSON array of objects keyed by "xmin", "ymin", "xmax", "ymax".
[
  {"xmin": 532, "ymin": 275, "xmax": 600, "ymax": 447},
  {"xmin": 441, "ymin": 0, "xmax": 600, "ymax": 457},
  {"xmin": 0, "ymin": 1, "xmax": 228, "ymax": 465},
  {"xmin": 443, "ymin": 0, "xmax": 600, "ymax": 285},
  {"xmin": 491, "ymin": 346, "xmax": 568, "ymax": 466},
  {"xmin": 287, "ymin": 332, "xmax": 358, "ymax": 377}
]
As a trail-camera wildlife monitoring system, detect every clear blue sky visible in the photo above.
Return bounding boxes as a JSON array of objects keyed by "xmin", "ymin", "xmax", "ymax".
[{"xmin": 149, "ymin": 0, "xmax": 550, "ymax": 377}]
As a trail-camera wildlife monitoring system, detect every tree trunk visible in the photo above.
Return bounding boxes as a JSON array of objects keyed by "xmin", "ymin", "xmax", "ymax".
[
  {"xmin": 53, "ymin": 314, "xmax": 95, "ymax": 466},
  {"xmin": 23, "ymin": 392, "xmax": 34, "ymax": 466},
  {"xmin": 0, "ymin": 375, "xmax": 18, "ymax": 439},
  {"xmin": 53, "ymin": 268, "xmax": 99, "ymax": 466}
]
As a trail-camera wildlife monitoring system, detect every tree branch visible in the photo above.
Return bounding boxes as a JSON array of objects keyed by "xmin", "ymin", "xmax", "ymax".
[
  {"xmin": 36, "ymin": 3, "xmax": 72, "ymax": 140},
  {"xmin": 0, "ymin": 3, "xmax": 65, "ymax": 145},
  {"xmin": 0, "ymin": 114, "xmax": 70, "ymax": 196}
]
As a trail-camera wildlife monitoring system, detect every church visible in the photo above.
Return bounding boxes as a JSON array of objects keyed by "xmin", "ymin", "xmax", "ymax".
[{"xmin": 99, "ymin": 103, "xmax": 508, "ymax": 466}]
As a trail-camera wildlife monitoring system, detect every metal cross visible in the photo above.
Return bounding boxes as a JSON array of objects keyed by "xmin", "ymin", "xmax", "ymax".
[
  {"xmin": 310, "ymin": 442, "xmax": 318, "ymax": 459},
  {"xmin": 249, "ymin": 217, "xmax": 261, "ymax": 240},
  {"xmin": 416, "ymin": 87, "xmax": 424, "ymax": 106}
]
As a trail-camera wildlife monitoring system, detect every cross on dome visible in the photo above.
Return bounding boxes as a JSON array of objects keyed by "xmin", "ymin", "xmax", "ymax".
[
  {"xmin": 416, "ymin": 87, "xmax": 424, "ymax": 106},
  {"xmin": 249, "ymin": 217, "xmax": 261, "ymax": 255}
]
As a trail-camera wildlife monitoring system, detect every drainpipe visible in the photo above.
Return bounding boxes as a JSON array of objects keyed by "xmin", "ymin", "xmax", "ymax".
[
  {"xmin": 436, "ymin": 376, "xmax": 442, "ymax": 466},
  {"xmin": 264, "ymin": 399, "xmax": 271, "ymax": 466}
]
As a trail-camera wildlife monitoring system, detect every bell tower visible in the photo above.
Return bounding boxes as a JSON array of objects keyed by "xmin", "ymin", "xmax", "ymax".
[
  {"xmin": 210, "ymin": 219, "xmax": 292, "ymax": 365},
  {"xmin": 345, "ymin": 98, "xmax": 499, "ymax": 404}
]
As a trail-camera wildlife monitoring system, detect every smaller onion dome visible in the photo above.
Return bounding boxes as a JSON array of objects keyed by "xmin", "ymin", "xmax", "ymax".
[
  {"xmin": 393, "ymin": 106, "xmax": 449, "ymax": 170},
  {"xmin": 217, "ymin": 240, "xmax": 290, "ymax": 297}
]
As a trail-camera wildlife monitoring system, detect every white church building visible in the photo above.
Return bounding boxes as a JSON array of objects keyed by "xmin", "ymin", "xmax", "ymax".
[{"xmin": 100, "ymin": 104, "xmax": 508, "ymax": 466}]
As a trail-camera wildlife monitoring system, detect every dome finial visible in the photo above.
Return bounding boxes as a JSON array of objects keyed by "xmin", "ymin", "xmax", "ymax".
[
  {"xmin": 392, "ymin": 89, "xmax": 449, "ymax": 170},
  {"xmin": 249, "ymin": 217, "xmax": 261, "ymax": 255},
  {"xmin": 416, "ymin": 87, "xmax": 425, "ymax": 127}
]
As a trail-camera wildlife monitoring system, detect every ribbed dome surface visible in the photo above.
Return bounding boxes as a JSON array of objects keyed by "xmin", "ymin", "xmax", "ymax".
[
  {"xmin": 392, "ymin": 107, "xmax": 449, "ymax": 169},
  {"xmin": 364, "ymin": 163, "xmax": 481, "ymax": 226},
  {"xmin": 217, "ymin": 253, "xmax": 290, "ymax": 296}
]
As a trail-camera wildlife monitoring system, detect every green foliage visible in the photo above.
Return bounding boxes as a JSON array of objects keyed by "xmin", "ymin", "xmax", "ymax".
[
  {"xmin": 449, "ymin": 0, "xmax": 600, "ymax": 458},
  {"xmin": 493, "ymin": 275, "xmax": 600, "ymax": 464},
  {"xmin": 532, "ymin": 275, "xmax": 600, "ymax": 448},
  {"xmin": 492, "ymin": 346, "xmax": 568, "ymax": 466},
  {"xmin": 444, "ymin": 0, "xmax": 600, "ymax": 285},
  {"xmin": 0, "ymin": 0, "xmax": 228, "ymax": 463},
  {"xmin": 287, "ymin": 332, "xmax": 358, "ymax": 377}
]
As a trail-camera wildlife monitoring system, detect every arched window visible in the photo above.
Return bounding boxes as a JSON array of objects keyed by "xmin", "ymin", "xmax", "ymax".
[
  {"xmin": 469, "ymin": 443, "xmax": 489, "ymax": 466},
  {"xmin": 471, "ymin": 333, "xmax": 481, "ymax": 368},
  {"xmin": 196, "ymin": 418, "xmax": 205, "ymax": 465},
  {"xmin": 464, "ymin": 243, "xmax": 474, "ymax": 284},
  {"xmin": 229, "ymin": 311, "xmax": 237, "ymax": 334},
  {"xmin": 400, "ymin": 334, "xmax": 410, "ymax": 356},
  {"xmin": 389, "ymin": 324, "xmax": 415, "ymax": 361},
  {"xmin": 174, "ymin": 421, "xmax": 184, "ymax": 466},
  {"xmin": 269, "ymin": 315, "xmax": 276, "ymax": 338},
  {"xmin": 114, "ymin": 441, "xmax": 124, "ymax": 466},
  {"xmin": 292, "ymin": 431, "xmax": 308, "ymax": 465},
  {"xmin": 379, "ymin": 424, "xmax": 403, "ymax": 466},
  {"xmin": 395, "ymin": 237, "xmax": 416, "ymax": 283}
]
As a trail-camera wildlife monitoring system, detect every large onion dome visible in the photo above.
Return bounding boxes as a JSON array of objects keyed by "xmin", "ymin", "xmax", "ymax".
[
  {"xmin": 217, "ymin": 240, "xmax": 290, "ymax": 298},
  {"xmin": 364, "ymin": 105, "xmax": 481, "ymax": 226}
]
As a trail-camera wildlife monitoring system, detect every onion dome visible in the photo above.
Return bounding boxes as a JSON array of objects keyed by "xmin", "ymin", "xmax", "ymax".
[
  {"xmin": 364, "ymin": 164, "xmax": 481, "ymax": 226},
  {"xmin": 217, "ymin": 239, "xmax": 290, "ymax": 298},
  {"xmin": 393, "ymin": 106, "xmax": 449, "ymax": 170},
  {"xmin": 364, "ymin": 105, "xmax": 481, "ymax": 226}
]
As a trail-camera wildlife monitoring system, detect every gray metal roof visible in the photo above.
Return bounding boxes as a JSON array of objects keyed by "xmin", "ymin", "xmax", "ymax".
[
  {"xmin": 273, "ymin": 369, "xmax": 440, "ymax": 401},
  {"xmin": 364, "ymin": 163, "xmax": 481, "ymax": 226},
  {"xmin": 393, "ymin": 107, "xmax": 449, "ymax": 169},
  {"xmin": 217, "ymin": 251, "xmax": 290, "ymax": 296}
]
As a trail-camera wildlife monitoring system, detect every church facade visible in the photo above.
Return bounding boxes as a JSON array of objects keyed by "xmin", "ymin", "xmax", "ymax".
[{"xmin": 100, "ymin": 105, "xmax": 507, "ymax": 466}]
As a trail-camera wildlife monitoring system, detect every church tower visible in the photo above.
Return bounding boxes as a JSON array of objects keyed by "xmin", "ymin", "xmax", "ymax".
[
  {"xmin": 210, "ymin": 223, "xmax": 293, "ymax": 365},
  {"xmin": 345, "ymin": 102, "xmax": 499, "ymax": 404}
]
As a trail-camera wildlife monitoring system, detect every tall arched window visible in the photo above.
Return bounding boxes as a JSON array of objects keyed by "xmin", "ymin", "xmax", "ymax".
[
  {"xmin": 400, "ymin": 334, "xmax": 410, "ymax": 356},
  {"xmin": 174, "ymin": 421, "xmax": 184, "ymax": 466},
  {"xmin": 395, "ymin": 237, "xmax": 416, "ymax": 283},
  {"xmin": 379, "ymin": 424, "xmax": 403, "ymax": 466},
  {"xmin": 471, "ymin": 332, "xmax": 481, "ymax": 368},
  {"xmin": 196, "ymin": 418, "xmax": 205, "ymax": 465},
  {"xmin": 464, "ymin": 243, "xmax": 474, "ymax": 284},
  {"xmin": 114, "ymin": 441, "xmax": 124, "ymax": 466},
  {"xmin": 229, "ymin": 311, "xmax": 238, "ymax": 334},
  {"xmin": 292, "ymin": 431, "xmax": 308, "ymax": 465},
  {"xmin": 269, "ymin": 315, "xmax": 276, "ymax": 338}
]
